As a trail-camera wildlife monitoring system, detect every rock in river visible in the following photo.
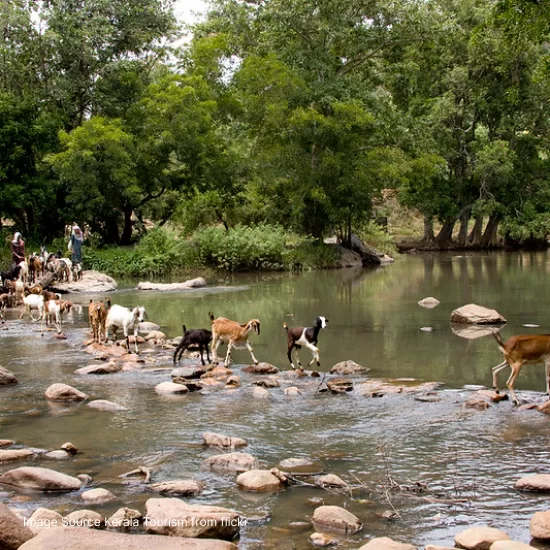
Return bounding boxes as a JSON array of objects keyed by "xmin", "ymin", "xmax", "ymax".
[
  {"xmin": 330, "ymin": 360, "xmax": 370, "ymax": 375},
  {"xmin": 81, "ymin": 488, "xmax": 117, "ymax": 504},
  {"xmin": 87, "ymin": 399, "xmax": 128, "ymax": 412},
  {"xmin": 236, "ymin": 470, "xmax": 283, "ymax": 492},
  {"xmin": 0, "ymin": 466, "xmax": 82, "ymax": 492},
  {"xmin": 44, "ymin": 383, "xmax": 87, "ymax": 402},
  {"xmin": 0, "ymin": 502, "xmax": 34, "ymax": 549},
  {"xmin": 450, "ymin": 304, "xmax": 506, "ymax": 325},
  {"xmin": 137, "ymin": 277, "xmax": 207, "ymax": 291},
  {"xmin": 358, "ymin": 538, "xmax": 416, "ymax": 550},
  {"xmin": 145, "ymin": 498, "xmax": 240, "ymax": 540},
  {"xmin": 202, "ymin": 432, "xmax": 248, "ymax": 449},
  {"xmin": 0, "ymin": 449, "xmax": 34, "ymax": 462},
  {"xmin": 311, "ymin": 505, "xmax": 362, "ymax": 535},
  {"xmin": 515, "ymin": 474, "xmax": 550, "ymax": 492},
  {"xmin": 0, "ymin": 366, "xmax": 18, "ymax": 385},
  {"xmin": 19, "ymin": 527, "xmax": 238, "ymax": 549},
  {"xmin": 455, "ymin": 526, "xmax": 510, "ymax": 549},
  {"xmin": 530, "ymin": 511, "xmax": 550, "ymax": 540},
  {"xmin": 201, "ymin": 452, "xmax": 258, "ymax": 473},
  {"xmin": 27, "ymin": 508, "xmax": 63, "ymax": 534},
  {"xmin": 149, "ymin": 480, "xmax": 204, "ymax": 496}
]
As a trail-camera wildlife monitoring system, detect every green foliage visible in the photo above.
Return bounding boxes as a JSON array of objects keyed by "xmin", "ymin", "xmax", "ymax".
[
  {"xmin": 84, "ymin": 224, "xmax": 338, "ymax": 276},
  {"xmin": 359, "ymin": 222, "xmax": 400, "ymax": 258}
]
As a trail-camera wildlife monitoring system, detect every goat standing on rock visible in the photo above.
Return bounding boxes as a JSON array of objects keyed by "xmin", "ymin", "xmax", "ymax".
[
  {"xmin": 173, "ymin": 325, "xmax": 212, "ymax": 365},
  {"xmin": 106, "ymin": 304, "xmax": 146, "ymax": 354},
  {"xmin": 284, "ymin": 316, "xmax": 328, "ymax": 369},
  {"xmin": 209, "ymin": 312, "xmax": 261, "ymax": 367}
]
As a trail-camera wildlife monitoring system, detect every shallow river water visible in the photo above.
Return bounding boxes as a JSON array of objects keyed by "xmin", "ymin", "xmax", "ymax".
[{"xmin": 2, "ymin": 251, "xmax": 550, "ymax": 549}]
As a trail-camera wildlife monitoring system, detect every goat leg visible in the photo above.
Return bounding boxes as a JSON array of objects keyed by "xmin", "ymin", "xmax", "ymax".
[
  {"xmin": 491, "ymin": 360, "xmax": 508, "ymax": 394},
  {"xmin": 245, "ymin": 342, "xmax": 259, "ymax": 365}
]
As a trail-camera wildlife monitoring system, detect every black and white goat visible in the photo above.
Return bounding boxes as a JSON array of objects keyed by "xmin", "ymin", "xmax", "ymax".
[
  {"xmin": 173, "ymin": 324, "xmax": 212, "ymax": 365},
  {"xmin": 283, "ymin": 316, "xmax": 328, "ymax": 369}
]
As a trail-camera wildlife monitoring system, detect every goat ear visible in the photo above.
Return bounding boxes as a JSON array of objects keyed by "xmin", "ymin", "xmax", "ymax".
[{"xmin": 256, "ymin": 321, "xmax": 260, "ymax": 336}]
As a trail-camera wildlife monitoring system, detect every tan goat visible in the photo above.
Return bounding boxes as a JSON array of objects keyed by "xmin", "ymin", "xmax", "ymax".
[
  {"xmin": 209, "ymin": 312, "xmax": 261, "ymax": 367},
  {"xmin": 89, "ymin": 298, "xmax": 110, "ymax": 344}
]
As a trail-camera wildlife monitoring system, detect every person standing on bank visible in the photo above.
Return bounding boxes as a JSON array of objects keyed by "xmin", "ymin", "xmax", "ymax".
[
  {"xmin": 10, "ymin": 232, "xmax": 25, "ymax": 267},
  {"xmin": 68, "ymin": 225, "xmax": 84, "ymax": 265}
]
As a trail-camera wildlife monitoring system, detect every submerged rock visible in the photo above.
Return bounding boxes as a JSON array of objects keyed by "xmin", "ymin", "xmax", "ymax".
[
  {"xmin": 358, "ymin": 538, "xmax": 416, "ymax": 549},
  {"xmin": 0, "ymin": 366, "xmax": 18, "ymax": 385},
  {"xmin": 144, "ymin": 498, "xmax": 240, "ymax": 540},
  {"xmin": 202, "ymin": 432, "xmax": 248, "ymax": 449},
  {"xmin": 418, "ymin": 297, "xmax": 440, "ymax": 308},
  {"xmin": 149, "ymin": 480, "xmax": 204, "ymax": 496},
  {"xmin": 0, "ymin": 502, "xmax": 34, "ymax": 549},
  {"xmin": 315, "ymin": 474, "xmax": 348, "ymax": 488},
  {"xmin": 309, "ymin": 532, "xmax": 338, "ymax": 547},
  {"xmin": 201, "ymin": 452, "xmax": 258, "ymax": 473},
  {"xmin": 0, "ymin": 466, "xmax": 82, "ymax": 492},
  {"xmin": 87, "ymin": 400, "xmax": 128, "ymax": 412},
  {"xmin": 242, "ymin": 362, "xmax": 279, "ymax": 374},
  {"xmin": 450, "ymin": 304, "xmax": 506, "ymax": 325},
  {"xmin": 19, "ymin": 527, "xmax": 238, "ymax": 549}
]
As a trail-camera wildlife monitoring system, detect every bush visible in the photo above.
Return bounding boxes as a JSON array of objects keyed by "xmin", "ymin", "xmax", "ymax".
[{"xmin": 83, "ymin": 224, "xmax": 340, "ymax": 276}]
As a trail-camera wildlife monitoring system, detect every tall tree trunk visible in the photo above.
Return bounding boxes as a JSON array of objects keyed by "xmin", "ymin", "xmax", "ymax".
[
  {"xmin": 468, "ymin": 216, "xmax": 483, "ymax": 246},
  {"xmin": 435, "ymin": 218, "xmax": 456, "ymax": 248},
  {"xmin": 104, "ymin": 216, "xmax": 120, "ymax": 245},
  {"xmin": 480, "ymin": 213, "xmax": 500, "ymax": 248},
  {"xmin": 423, "ymin": 216, "xmax": 434, "ymax": 242},
  {"xmin": 120, "ymin": 207, "xmax": 133, "ymax": 246},
  {"xmin": 456, "ymin": 207, "xmax": 471, "ymax": 247}
]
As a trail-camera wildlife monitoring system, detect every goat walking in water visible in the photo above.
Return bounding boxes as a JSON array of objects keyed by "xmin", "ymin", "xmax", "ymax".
[
  {"xmin": 209, "ymin": 312, "xmax": 261, "ymax": 367},
  {"xmin": 173, "ymin": 325, "xmax": 212, "ymax": 365},
  {"xmin": 284, "ymin": 316, "xmax": 328, "ymax": 369}
]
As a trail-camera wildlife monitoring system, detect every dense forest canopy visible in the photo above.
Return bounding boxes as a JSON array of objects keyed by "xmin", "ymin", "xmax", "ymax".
[{"xmin": 1, "ymin": 0, "xmax": 550, "ymax": 247}]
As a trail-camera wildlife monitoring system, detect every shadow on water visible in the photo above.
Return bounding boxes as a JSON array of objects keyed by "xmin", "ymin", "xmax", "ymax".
[{"xmin": 3, "ymin": 251, "xmax": 550, "ymax": 548}]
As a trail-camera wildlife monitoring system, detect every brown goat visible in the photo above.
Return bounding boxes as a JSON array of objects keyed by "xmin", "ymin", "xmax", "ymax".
[
  {"xmin": 209, "ymin": 312, "xmax": 260, "ymax": 367},
  {"xmin": 89, "ymin": 298, "xmax": 110, "ymax": 343}
]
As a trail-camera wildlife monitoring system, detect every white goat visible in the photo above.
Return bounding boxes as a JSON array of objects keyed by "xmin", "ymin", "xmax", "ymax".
[
  {"xmin": 44, "ymin": 299, "xmax": 73, "ymax": 334},
  {"xmin": 106, "ymin": 304, "xmax": 147, "ymax": 353},
  {"xmin": 17, "ymin": 261, "xmax": 29, "ymax": 284},
  {"xmin": 20, "ymin": 294, "xmax": 45, "ymax": 323},
  {"xmin": 209, "ymin": 312, "xmax": 261, "ymax": 367}
]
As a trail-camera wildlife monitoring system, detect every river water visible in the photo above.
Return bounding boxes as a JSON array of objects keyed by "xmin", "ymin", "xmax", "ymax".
[{"xmin": 2, "ymin": 251, "xmax": 550, "ymax": 548}]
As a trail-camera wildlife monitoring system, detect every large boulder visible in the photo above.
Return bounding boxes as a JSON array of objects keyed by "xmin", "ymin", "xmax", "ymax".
[
  {"xmin": 201, "ymin": 452, "xmax": 258, "ymax": 473},
  {"xmin": 358, "ymin": 538, "xmax": 416, "ymax": 549},
  {"xmin": 450, "ymin": 304, "xmax": 506, "ymax": 325},
  {"xmin": 530, "ymin": 511, "xmax": 550, "ymax": 540},
  {"xmin": 44, "ymin": 383, "xmax": 87, "ymax": 402},
  {"xmin": 311, "ymin": 505, "xmax": 362, "ymax": 535},
  {"xmin": 0, "ymin": 466, "xmax": 82, "ymax": 492},
  {"xmin": 49, "ymin": 270, "xmax": 117, "ymax": 293},
  {"xmin": 149, "ymin": 480, "xmax": 204, "ymax": 496},
  {"xmin": 19, "ymin": 527, "xmax": 238, "ymax": 549},
  {"xmin": 236, "ymin": 470, "xmax": 282, "ymax": 492},
  {"xmin": 202, "ymin": 432, "xmax": 248, "ymax": 449},
  {"xmin": 0, "ymin": 366, "xmax": 18, "ymax": 385},
  {"xmin": 455, "ymin": 527, "xmax": 510, "ymax": 549},
  {"xmin": 144, "ymin": 498, "xmax": 240, "ymax": 540},
  {"xmin": 137, "ymin": 277, "xmax": 207, "ymax": 291},
  {"xmin": 515, "ymin": 474, "xmax": 550, "ymax": 492},
  {"xmin": 0, "ymin": 502, "xmax": 34, "ymax": 549}
]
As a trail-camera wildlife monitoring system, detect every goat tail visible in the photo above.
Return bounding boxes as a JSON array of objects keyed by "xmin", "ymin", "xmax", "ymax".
[
  {"xmin": 492, "ymin": 330, "xmax": 505, "ymax": 348},
  {"xmin": 208, "ymin": 311, "xmax": 215, "ymax": 322},
  {"xmin": 283, "ymin": 322, "xmax": 289, "ymax": 332},
  {"xmin": 106, "ymin": 298, "xmax": 111, "ymax": 310},
  {"xmin": 182, "ymin": 324, "xmax": 187, "ymax": 334}
]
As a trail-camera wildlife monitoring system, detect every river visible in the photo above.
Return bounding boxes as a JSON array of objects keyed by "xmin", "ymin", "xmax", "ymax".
[{"xmin": 2, "ymin": 251, "xmax": 550, "ymax": 548}]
